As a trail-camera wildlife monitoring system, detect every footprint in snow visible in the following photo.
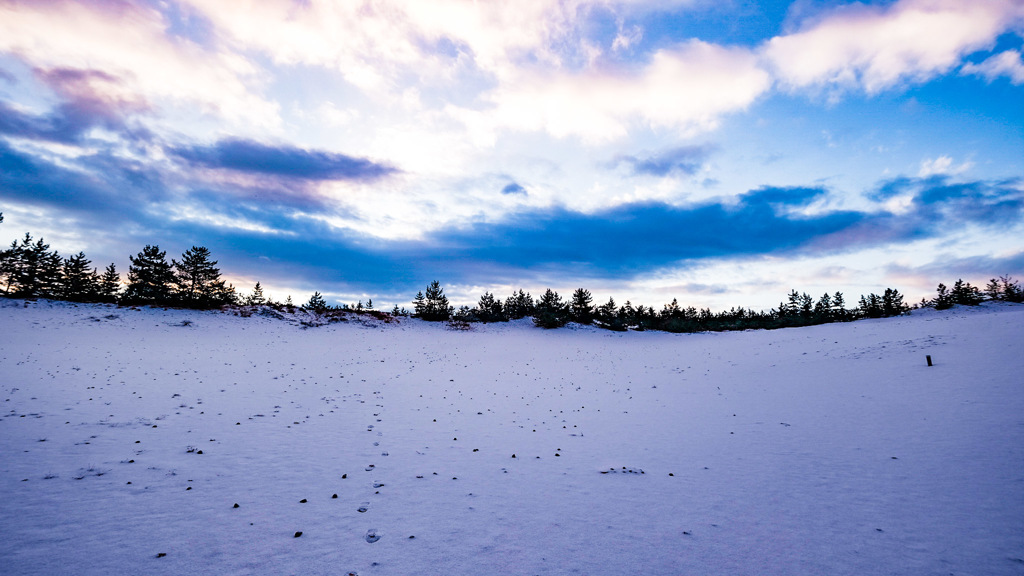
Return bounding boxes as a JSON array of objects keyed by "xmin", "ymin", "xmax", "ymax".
[{"xmin": 365, "ymin": 529, "xmax": 381, "ymax": 543}]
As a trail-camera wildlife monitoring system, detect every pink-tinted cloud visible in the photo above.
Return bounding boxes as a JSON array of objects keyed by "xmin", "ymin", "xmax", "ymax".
[
  {"xmin": 461, "ymin": 40, "xmax": 771, "ymax": 142},
  {"xmin": 962, "ymin": 49, "xmax": 1024, "ymax": 84},
  {"xmin": 0, "ymin": 0, "xmax": 277, "ymax": 127},
  {"xmin": 764, "ymin": 0, "xmax": 1024, "ymax": 94}
]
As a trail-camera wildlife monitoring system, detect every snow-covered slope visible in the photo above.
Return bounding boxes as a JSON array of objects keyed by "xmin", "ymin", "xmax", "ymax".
[{"xmin": 2, "ymin": 299, "xmax": 1022, "ymax": 575}]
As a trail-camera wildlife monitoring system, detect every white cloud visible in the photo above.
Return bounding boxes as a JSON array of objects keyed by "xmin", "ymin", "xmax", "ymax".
[
  {"xmin": 919, "ymin": 155, "xmax": 973, "ymax": 177},
  {"xmin": 181, "ymin": 0, "xmax": 695, "ymax": 82},
  {"xmin": 612, "ymin": 25, "xmax": 644, "ymax": 52},
  {"xmin": 764, "ymin": 0, "xmax": 1024, "ymax": 94},
  {"xmin": 465, "ymin": 40, "xmax": 772, "ymax": 142},
  {"xmin": 0, "ymin": 1, "xmax": 279, "ymax": 127},
  {"xmin": 961, "ymin": 50, "xmax": 1024, "ymax": 84}
]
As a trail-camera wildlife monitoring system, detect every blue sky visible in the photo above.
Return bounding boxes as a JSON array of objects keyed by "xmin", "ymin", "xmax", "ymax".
[{"xmin": 1, "ymin": 0, "xmax": 1022, "ymax": 310}]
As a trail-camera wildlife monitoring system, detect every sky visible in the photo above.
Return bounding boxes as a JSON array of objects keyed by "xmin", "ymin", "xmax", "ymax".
[{"xmin": 1, "ymin": 0, "xmax": 1022, "ymax": 311}]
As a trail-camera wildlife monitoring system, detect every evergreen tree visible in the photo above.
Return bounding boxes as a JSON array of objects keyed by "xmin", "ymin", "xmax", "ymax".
[
  {"xmin": 950, "ymin": 279, "xmax": 983, "ymax": 306},
  {"xmin": 533, "ymin": 288, "xmax": 568, "ymax": 328},
  {"xmin": 568, "ymin": 288, "xmax": 594, "ymax": 324},
  {"xmin": 125, "ymin": 245, "xmax": 175, "ymax": 304},
  {"xmin": 618, "ymin": 300, "xmax": 636, "ymax": 327},
  {"xmin": 881, "ymin": 288, "xmax": 908, "ymax": 316},
  {"xmin": 504, "ymin": 289, "xmax": 535, "ymax": 320},
  {"xmin": 412, "ymin": 291, "xmax": 426, "ymax": 317},
  {"xmin": 305, "ymin": 291, "xmax": 327, "ymax": 311},
  {"xmin": 246, "ymin": 281, "xmax": 266, "ymax": 305},
  {"xmin": 4, "ymin": 233, "xmax": 62, "ymax": 298},
  {"xmin": 985, "ymin": 278, "xmax": 1003, "ymax": 301},
  {"xmin": 799, "ymin": 293, "xmax": 814, "ymax": 318},
  {"xmin": 98, "ymin": 263, "xmax": 121, "ymax": 302},
  {"xmin": 661, "ymin": 298, "xmax": 682, "ymax": 320},
  {"xmin": 1, "ymin": 238, "xmax": 20, "ymax": 294},
  {"xmin": 633, "ymin": 304, "xmax": 657, "ymax": 330},
  {"xmin": 832, "ymin": 292, "xmax": 848, "ymax": 321},
  {"xmin": 475, "ymin": 291, "xmax": 505, "ymax": 323},
  {"xmin": 61, "ymin": 251, "xmax": 100, "ymax": 301},
  {"xmin": 785, "ymin": 289, "xmax": 802, "ymax": 317},
  {"xmin": 813, "ymin": 292, "xmax": 832, "ymax": 321},
  {"xmin": 858, "ymin": 293, "xmax": 883, "ymax": 318},
  {"xmin": 595, "ymin": 297, "xmax": 626, "ymax": 330},
  {"xmin": 173, "ymin": 246, "xmax": 234, "ymax": 308},
  {"xmin": 420, "ymin": 281, "xmax": 452, "ymax": 321},
  {"xmin": 999, "ymin": 275, "xmax": 1022, "ymax": 303},
  {"xmin": 933, "ymin": 282, "xmax": 952, "ymax": 310}
]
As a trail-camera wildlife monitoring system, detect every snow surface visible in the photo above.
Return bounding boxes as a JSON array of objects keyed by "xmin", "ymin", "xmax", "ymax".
[{"xmin": 1, "ymin": 299, "xmax": 1023, "ymax": 575}]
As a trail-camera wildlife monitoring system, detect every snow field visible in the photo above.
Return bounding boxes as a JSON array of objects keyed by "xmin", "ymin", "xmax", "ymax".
[{"xmin": 1, "ymin": 299, "xmax": 1023, "ymax": 575}]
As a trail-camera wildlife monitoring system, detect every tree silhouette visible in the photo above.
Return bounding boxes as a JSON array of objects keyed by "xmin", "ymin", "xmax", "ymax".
[
  {"xmin": 125, "ymin": 245, "xmax": 175, "ymax": 304},
  {"xmin": 246, "ymin": 282, "xmax": 266, "ymax": 305},
  {"xmin": 569, "ymin": 288, "xmax": 594, "ymax": 324},
  {"xmin": 173, "ymin": 246, "xmax": 235, "ymax": 308},
  {"xmin": 533, "ymin": 288, "xmax": 568, "ymax": 329},
  {"xmin": 98, "ymin": 263, "xmax": 121, "ymax": 302},
  {"xmin": 61, "ymin": 251, "xmax": 100, "ymax": 301},
  {"xmin": 3, "ymin": 233, "xmax": 62, "ymax": 298},
  {"xmin": 475, "ymin": 291, "xmax": 505, "ymax": 322},
  {"xmin": 504, "ymin": 289, "xmax": 534, "ymax": 320},
  {"xmin": 418, "ymin": 281, "xmax": 452, "ymax": 321},
  {"xmin": 305, "ymin": 291, "xmax": 327, "ymax": 311}
]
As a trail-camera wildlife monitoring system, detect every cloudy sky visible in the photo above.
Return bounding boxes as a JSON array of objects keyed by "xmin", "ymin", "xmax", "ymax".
[{"xmin": 1, "ymin": 0, "xmax": 1022, "ymax": 311}]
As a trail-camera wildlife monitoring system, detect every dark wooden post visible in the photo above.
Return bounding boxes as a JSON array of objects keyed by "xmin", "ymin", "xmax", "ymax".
[{"xmin": 926, "ymin": 355, "xmax": 932, "ymax": 367}]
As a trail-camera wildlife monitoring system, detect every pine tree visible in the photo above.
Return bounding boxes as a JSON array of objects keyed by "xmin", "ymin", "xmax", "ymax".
[
  {"xmin": 832, "ymin": 292, "xmax": 848, "ymax": 321},
  {"xmin": 246, "ymin": 282, "xmax": 266, "ymax": 305},
  {"xmin": 98, "ymin": 263, "xmax": 121, "ymax": 302},
  {"xmin": 799, "ymin": 293, "xmax": 814, "ymax": 318},
  {"xmin": 305, "ymin": 291, "xmax": 327, "ymax": 311},
  {"xmin": 933, "ymin": 283, "xmax": 952, "ymax": 310},
  {"xmin": 813, "ymin": 292, "xmax": 832, "ymax": 321},
  {"xmin": 633, "ymin": 304, "xmax": 656, "ymax": 330},
  {"xmin": 475, "ymin": 291, "xmax": 505, "ymax": 323},
  {"xmin": 173, "ymin": 246, "xmax": 232, "ymax": 308},
  {"xmin": 1, "ymin": 238, "xmax": 21, "ymax": 294},
  {"xmin": 5, "ymin": 234, "xmax": 62, "ymax": 298},
  {"xmin": 858, "ymin": 293, "xmax": 883, "ymax": 318},
  {"xmin": 504, "ymin": 290, "xmax": 534, "ymax": 320},
  {"xmin": 568, "ymin": 288, "xmax": 594, "ymax": 324},
  {"xmin": 533, "ymin": 288, "xmax": 568, "ymax": 328},
  {"xmin": 999, "ymin": 275, "xmax": 1022, "ymax": 303},
  {"xmin": 412, "ymin": 291, "xmax": 426, "ymax": 317},
  {"xmin": 661, "ymin": 298, "xmax": 682, "ymax": 319},
  {"xmin": 125, "ymin": 245, "xmax": 175, "ymax": 304},
  {"xmin": 985, "ymin": 278, "xmax": 1003, "ymax": 301},
  {"xmin": 420, "ymin": 281, "xmax": 452, "ymax": 321},
  {"xmin": 618, "ymin": 300, "xmax": 636, "ymax": 327},
  {"xmin": 881, "ymin": 288, "xmax": 907, "ymax": 316},
  {"xmin": 596, "ymin": 297, "xmax": 619, "ymax": 325},
  {"xmin": 786, "ymin": 289, "xmax": 802, "ymax": 317},
  {"xmin": 950, "ymin": 279, "xmax": 982, "ymax": 306},
  {"xmin": 61, "ymin": 251, "xmax": 100, "ymax": 301}
]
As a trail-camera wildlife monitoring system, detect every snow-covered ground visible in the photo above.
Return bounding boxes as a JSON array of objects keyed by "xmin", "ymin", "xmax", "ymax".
[{"xmin": 1, "ymin": 299, "xmax": 1022, "ymax": 575}]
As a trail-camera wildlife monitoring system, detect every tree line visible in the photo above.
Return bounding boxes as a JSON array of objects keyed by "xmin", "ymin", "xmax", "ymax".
[
  {"xmin": 408, "ymin": 277, "xmax": 1021, "ymax": 333},
  {"xmin": 1, "ymin": 214, "xmax": 1020, "ymax": 329},
  {"xmin": 408, "ymin": 282, "xmax": 915, "ymax": 332},
  {"xmin": 0, "ymin": 213, "xmax": 239, "ymax": 308}
]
